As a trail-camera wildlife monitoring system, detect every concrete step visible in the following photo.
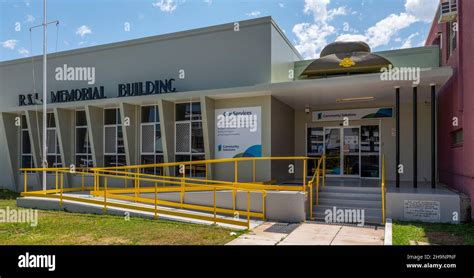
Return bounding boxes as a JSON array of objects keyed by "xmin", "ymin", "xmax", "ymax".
[
  {"xmin": 319, "ymin": 186, "xmax": 381, "ymax": 194},
  {"xmin": 311, "ymin": 213, "xmax": 382, "ymax": 225},
  {"xmin": 318, "ymin": 191, "xmax": 382, "ymax": 201},
  {"xmin": 313, "ymin": 205, "xmax": 382, "ymax": 217},
  {"xmin": 318, "ymin": 198, "xmax": 382, "ymax": 208},
  {"xmin": 312, "ymin": 205, "xmax": 382, "ymax": 224}
]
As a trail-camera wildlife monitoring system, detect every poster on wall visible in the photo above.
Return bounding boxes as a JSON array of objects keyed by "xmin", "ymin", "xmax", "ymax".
[
  {"xmin": 215, "ymin": 106, "xmax": 262, "ymax": 159},
  {"xmin": 312, "ymin": 107, "xmax": 393, "ymax": 122}
]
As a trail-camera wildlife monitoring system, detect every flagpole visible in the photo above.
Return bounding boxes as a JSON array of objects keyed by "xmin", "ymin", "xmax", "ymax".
[{"xmin": 42, "ymin": 0, "xmax": 48, "ymax": 191}]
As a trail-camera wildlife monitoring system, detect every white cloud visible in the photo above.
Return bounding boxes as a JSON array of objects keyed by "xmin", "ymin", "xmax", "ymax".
[
  {"xmin": 292, "ymin": 0, "xmax": 346, "ymax": 58},
  {"xmin": 405, "ymin": 0, "xmax": 439, "ymax": 22},
  {"xmin": 336, "ymin": 12, "xmax": 418, "ymax": 49},
  {"xmin": 204, "ymin": 0, "xmax": 212, "ymax": 5},
  {"xmin": 26, "ymin": 14, "xmax": 35, "ymax": 23},
  {"xmin": 18, "ymin": 47, "xmax": 29, "ymax": 56},
  {"xmin": 365, "ymin": 13, "xmax": 417, "ymax": 48},
  {"xmin": 336, "ymin": 34, "xmax": 367, "ymax": 42},
  {"xmin": 278, "ymin": 3, "xmax": 285, "ymax": 8},
  {"xmin": 293, "ymin": 22, "xmax": 335, "ymax": 59},
  {"xmin": 246, "ymin": 11, "xmax": 261, "ymax": 17},
  {"xmin": 401, "ymin": 32, "xmax": 419, "ymax": 49},
  {"xmin": 76, "ymin": 25, "xmax": 92, "ymax": 37},
  {"xmin": 1, "ymin": 39, "xmax": 18, "ymax": 50},
  {"xmin": 152, "ymin": 0, "xmax": 178, "ymax": 13}
]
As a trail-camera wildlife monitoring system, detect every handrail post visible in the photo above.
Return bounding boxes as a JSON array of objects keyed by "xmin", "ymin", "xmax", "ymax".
[
  {"xmin": 55, "ymin": 171, "xmax": 58, "ymax": 192},
  {"xmin": 252, "ymin": 159, "xmax": 256, "ymax": 183},
  {"xmin": 234, "ymin": 161, "xmax": 238, "ymax": 183},
  {"xmin": 93, "ymin": 170, "xmax": 96, "ymax": 192},
  {"xmin": 60, "ymin": 172, "xmax": 64, "ymax": 207},
  {"xmin": 246, "ymin": 191, "xmax": 250, "ymax": 230},
  {"xmin": 322, "ymin": 155, "xmax": 326, "ymax": 187},
  {"xmin": 213, "ymin": 187, "xmax": 217, "ymax": 224},
  {"xmin": 261, "ymin": 192, "xmax": 266, "ymax": 220},
  {"xmin": 180, "ymin": 166, "xmax": 185, "ymax": 207},
  {"xmin": 23, "ymin": 170, "xmax": 27, "ymax": 193},
  {"xmin": 135, "ymin": 168, "xmax": 139, "ymax": 202},
  {"xmin": 316, "ymin": 166, "xmax": 320, "ymax": 206},
  {"xmin": 154, "ymin": 182, "xmax": 158, "ymax": 220},
  {"xmin": 303, "ymin": 159, "xmax": 307, "ymax": 191},
  {"xmin": 103, "ymin": 176, "xmax": 107, "ymax": 212}
]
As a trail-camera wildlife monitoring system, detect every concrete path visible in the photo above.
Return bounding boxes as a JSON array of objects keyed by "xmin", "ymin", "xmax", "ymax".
[{"xmin": 227, "ymin": 222, "xmax": 384, "ymax": 245}]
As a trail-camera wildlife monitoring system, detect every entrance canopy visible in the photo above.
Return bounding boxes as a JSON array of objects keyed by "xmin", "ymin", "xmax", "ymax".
[{"xmin": 269, "ymin": 66, "xmax": 453, "ymax": 109}]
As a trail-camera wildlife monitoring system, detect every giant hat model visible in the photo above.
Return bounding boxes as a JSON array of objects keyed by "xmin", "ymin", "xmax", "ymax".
[{"xmin": 300, "ymin": 41, "xmax": 393, "ymax": 78}]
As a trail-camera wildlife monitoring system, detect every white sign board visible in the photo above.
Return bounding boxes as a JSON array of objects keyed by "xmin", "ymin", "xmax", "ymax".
[
  {"xmin": 404, "ymin": 200, "xmax": 441, "ymax": 221},
  {"xmin": 312, "ymin": 107, "xmax": 393, "ymax": 122},
  {"xmin": 215, "ymin": 106, "xmax": 261, "ymax": 159}
]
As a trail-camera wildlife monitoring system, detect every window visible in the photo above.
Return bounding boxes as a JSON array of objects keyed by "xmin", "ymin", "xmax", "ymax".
[
  {"xmin": 75, "ymin": 110, "xmax": 93, "ymax": 169},
  {"xmin": 141, "ymin": 105, "xmax": 164, "ymax": 175},
  {"xmin": 447, "ymin": 21, "xmax": 457, "ymax": 58},
  {"xmin": 20, "ymin": 115, "xmax": 34, "ymax": 169},
  {"xmin": 306, "ymin": 127, "xmax": 324, "ymax": 175},
  {"xmin": 175, "ymin": 102, "xmax": 205, "ymax": 177},
  {"xmin": 46, "ymin": 113, "xmax": 62, "ymax": 168},
  {"xmin": 104, "ymin": 108, "xmax": 126, "ymax": 167},
  {"xmin": 360, "ymin": 125, "xmax": 380, "ymax": 178},
  {"xmin": 451, "ymin": 129, "xmax": 463, "ymax": 147}
]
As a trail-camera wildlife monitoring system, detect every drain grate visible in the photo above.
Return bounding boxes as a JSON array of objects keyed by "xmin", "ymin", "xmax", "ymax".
[{"xmin": 264, "ymin": 223, "xmax": 300, "ymax": 234}]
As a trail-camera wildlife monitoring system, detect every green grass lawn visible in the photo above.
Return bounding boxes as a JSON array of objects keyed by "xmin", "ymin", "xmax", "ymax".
[
  {"xmin": 393, "ymin": 221, "xmax": 474, "ymax": 245},
  {"xmin": 0, "ymin": 189, "xmax": 242, "ymax": 245}
]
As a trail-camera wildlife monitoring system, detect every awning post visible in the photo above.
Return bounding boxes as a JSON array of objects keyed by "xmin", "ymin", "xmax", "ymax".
[
  {"xmin": 395, "ymin": 86, "xmax": 400, "ymax": 188},
  {"xmin": 413, "ymin": 86, "xmax": 417, "ymax": 189}
]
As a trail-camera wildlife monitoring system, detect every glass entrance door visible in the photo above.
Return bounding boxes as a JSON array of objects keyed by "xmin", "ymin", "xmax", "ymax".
[
  {"xmin": 342, "ymin": 127, "xmax": 360, "ymax": 176},
  {"xmin": 323, "ymin": 127, "xmax": 361, "ymax": 177},
  {"xmin": 324, "ymin": 128, "xmax": 341, "ymax": 175}
]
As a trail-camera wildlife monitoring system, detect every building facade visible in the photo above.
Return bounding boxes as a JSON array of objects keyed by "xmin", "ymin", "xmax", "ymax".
[
  {"xmin": 0, "ymin": 16, "xmax": 453, "ymax": 203},
  {"xmin": 426, "ymin": 0, "xmax": 473, "ymax": 217}
]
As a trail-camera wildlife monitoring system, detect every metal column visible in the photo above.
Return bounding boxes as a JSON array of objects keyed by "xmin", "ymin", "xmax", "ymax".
[
  {"xmin": 413, "ymin": 86, "xmax": 417, "ymax": 188},
  {"xmin": 431, "ymin": 84, "xmax": 436, "ymax": 188},
  {"xmin": 395, "ymin": 87, "xmax": 400, "ymax": 188}
]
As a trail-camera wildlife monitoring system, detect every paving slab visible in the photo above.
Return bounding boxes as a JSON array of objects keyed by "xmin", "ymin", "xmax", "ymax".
[{"xmin": 227, "ymin": 222, "xmax": 384, "ymax": 245}]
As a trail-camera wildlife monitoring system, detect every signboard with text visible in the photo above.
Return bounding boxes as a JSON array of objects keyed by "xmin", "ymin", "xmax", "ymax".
[
  {"xmin": 312, "ymin": 107, "xmax": 393, "ymax": 122},
  {"xmin": 215, "ymin": 106, "xmax": 261, "ymax": 159}
]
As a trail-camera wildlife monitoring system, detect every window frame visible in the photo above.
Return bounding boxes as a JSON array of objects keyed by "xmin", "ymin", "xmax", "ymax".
[
  {"xmin": 20, "ymin": 114, "xmax": 34, "ymax": 170},
  {"xmin": 140, "ymin": 105, "xmax": 164, "ymax": 175},
  {"xmin": 103, "ymin": 108, "xmax": 126, "ymax": 167},
  {"xmin": 75, "ymin": 109, "xmax": 93, "ymax": 169},
  {"xmin": 46, "ymin": 112, "xmax": 62, "ymax": 168},
  {"xmin": 174, "ymin": 102, "xmax": 205, "ymax": 177}
]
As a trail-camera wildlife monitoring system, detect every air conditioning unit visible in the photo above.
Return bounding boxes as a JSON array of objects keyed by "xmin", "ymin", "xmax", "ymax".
[{"xmin": 439, "ymin": 0, "xmax": 458, "ymax": 23}]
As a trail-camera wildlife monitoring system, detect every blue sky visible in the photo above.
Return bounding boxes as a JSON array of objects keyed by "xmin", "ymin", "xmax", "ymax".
[{"xmin": 0, "ymin": 0, "xmax": 439, "ymax": 61}]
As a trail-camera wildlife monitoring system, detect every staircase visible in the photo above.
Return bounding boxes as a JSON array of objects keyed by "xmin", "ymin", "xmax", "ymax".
[{"xmin": 312, "ymin": 186, "xmax": 383, "ymax": 225}]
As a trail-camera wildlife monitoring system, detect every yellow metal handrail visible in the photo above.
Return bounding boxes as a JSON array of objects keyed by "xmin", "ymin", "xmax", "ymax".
[
  {"xmin": 20, "ymin": 156, "xmax": 325, "ymax": 228},
  {"xmin": 20, "ymin": 167, "xmax": 266, "ymax": 229},
  {"xmin": 308, "ymin": 155, "xmax": 326, "ymax": 219}
]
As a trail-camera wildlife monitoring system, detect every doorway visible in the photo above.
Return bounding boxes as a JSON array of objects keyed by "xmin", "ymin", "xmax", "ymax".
[
  {"xmin": 324, "ymin": 127, "xmax": 360, "ymax": 177},
  {"xmin": 306, "ymin": 124, "xmax": 381, "ymax": 179}
]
